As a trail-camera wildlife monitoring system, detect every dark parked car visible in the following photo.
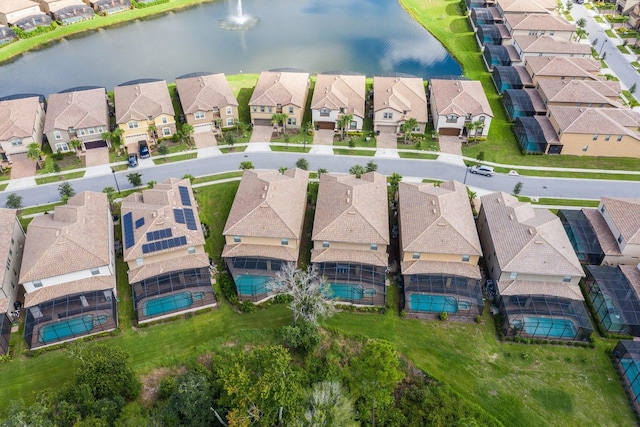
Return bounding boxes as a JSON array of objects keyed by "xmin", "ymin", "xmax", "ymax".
[
  {"xmin": 139, "ymin": 141, "xmax": 150, "ymax": 159},
  {"xmin": 128, "ymin": 153, "xmax": 138, "ymax": 168}
]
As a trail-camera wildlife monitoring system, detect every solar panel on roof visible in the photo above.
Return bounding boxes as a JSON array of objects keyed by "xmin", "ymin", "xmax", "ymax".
[
  {"xmin": 146, "ymin": 228, "xmax": 173, "ymax": 242},
  {"xmin": 135, "ymin": 217, "xmax": 145, "ymax": 229},
  {"xmin": 123, "ymin": 212, "xmax": 135, "ymax": 249},
  {"xmin": 174, "ymin": 208, "xmax": 185, "ymax": 224},
  {"xmin": 184, "ymin": 208, "xmax": 197, "ymax": 231},
  {"xmin": 178, "ymin": 186, "xmax": 192, "ymax": 206},
  {"xmin": 140, "ymin": 236, "xmax": 189, "ymax": 254}
]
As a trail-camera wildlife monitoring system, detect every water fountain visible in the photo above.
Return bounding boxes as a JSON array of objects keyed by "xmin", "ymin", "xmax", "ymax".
[{"xmin": 220, "ymin": 0, "xmax": 258, "ymax": 30}]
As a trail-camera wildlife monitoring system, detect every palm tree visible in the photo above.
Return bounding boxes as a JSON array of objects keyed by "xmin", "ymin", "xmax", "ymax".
[
  {"xmin": 337, "ymin": 114, "xmax": 353, "ymax": 140},
  {"xmin": 127, "ymin": 172, "xmax": 143, "ymax": 187},
  {"xmin": 69, "ymin": 139, "xmax": 82, "ymax": 157},
  {"xmin": 27, "ymin": 142, "xmax": 43, "ymax": 167},
  {"xmin": 400, "ymin": 118, "xmax": 419, "ymax": 144},
  {"xmin": 103, "ymin": 128, "xmax": 124, "ymax": 156},
  {"xmin": 180, "ymin": 124, "xmax": 194, "ymax": 146},
  {"xmin": 349, "ymin": 164, "xmax": 366, "ymax": 178},
  {"xmin": 464, "ymin": 120, "xmax": 484, "ymax": 143},
  {"xmin": 271, "ymin": 113, "xmax": 288, "ymax": 134}
]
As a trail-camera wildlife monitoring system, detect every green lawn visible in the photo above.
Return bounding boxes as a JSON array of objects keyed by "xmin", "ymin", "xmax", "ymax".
[
  {"xmin": 35, "ymin": 171, "xmax": 85, "ymax": 185},
  {"xmin": 151, "ymin": 152, "xmax": 197, "ymax": 165},
  {"xmin": 270, "ymin": 145, "xmax": 312, "ymax": 153},
  {"xmin": 334, "ymin": 148, "xmax": 376, "ymax": 156},
  {"xmin": 399, "ymin": 152, "xmax": 439, "ymax": 160},
  {"xmin": 0, "ymin": 183, "xmax": 7, "ymax": 192},
  {"xmin": 192, "ymin": 171, "xmax": 243, "ymax": 185}
]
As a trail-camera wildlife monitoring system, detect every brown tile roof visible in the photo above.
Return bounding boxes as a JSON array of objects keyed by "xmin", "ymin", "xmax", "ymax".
[
  {"xmin": 44, "ymin": 87, "xmax": 108, "ymax": 134},
  {"xmin": 175, "ymin": 73, "xmax": 238, "ymax": 115},
  {"xmin": 311, "ymin": 73, "xmax": 366, "ymax": 119},
  {"xmin": 548, "ymin": 105, "xmax": 640, "ymax": 137},
  {"xmin": 121, "ymin": 178, "xmax": 205, "ymax": 262},
  {"xmin": 497, "ymin": 0, "xmax": 557, "ymax": 13},
  {"xmin": 621, "ymin": 265, "xmax": 640, "ymax": 293},
  {"xmin": 525, "ymin": 56, "xmax": 601, "ymax": 80},
  {"xmin": 312, "ymin": 172, "xmax": 389, "ymax": 245},
  {"xmin": 505, "ymin": 13, "xmax": 575, "ymax": 32},
  {"xmin": 398, "ymin": 180, "xmax": 481, "ymax": 256},
  {"xmin": 512, "ymin": 65, "xmax": 533, "ymax": 86},
  {"xmin": 0, "ymin": 208, "xmax": 19, "ymax": 266},
  {"xmin": 249, "ymin": 71, "xmax": 310, "ymax": 108},
  {"xmin": 537, "ymin": 79, "xmax": 621, "ymax": 107},
  {"xmin": 533, "ymin": 115, "xmax": 560, "ymax": 144},
  {"xmin": 0, "ymin": 0, "xmax": 38, "ymax": 14},
  {"xmin": 114, "ymin": 80, "xmax": 174, "ymax": 124},
  {"xmin": 0, "ymin": 96, "xmax": 41, "ymax": 140},
  {"xmin": 581, "ymin": 208, "xmax": 621, "ymax": 256},
  {"xmin": 373, "ymin": 76, "xmax": 428, "ymax": 122},
  {"xmin": 601, "ymin": 198, "xmax": 640, "ymax": 244},
  {"xmin": 498, "ymin": 279, "xmax": 584, "ymax": 300},
  {"xmin": 223, "ymin": 168, "xmax": 309, "ymax": 239},
  {"xmin": 128, "ymin": 253, "xmax": 209, "ymax": 284},
  {"xmin": 480, "ymin": 192, "xmax": 584, "ymax": 277},
  {"xmin": 311, "ymin": 247, "xmax": 388, "ymax": 267},
  {"xmin": 429, "ymin": 79, "xmax": 493, "ymax": 118},
  {"xmin": 514, "ymin": 35, "xmax": 592, "ymax": 56},
  {"xmin": 524, "ymin": 88, "xmax": 547, "ymax": 113},
  {"xmin": 223, "ymin": 244, "xmax": 299, "ymax": 262},
  {"xmin": 20, "ymin": 192, "xmax": 111, "ymax": 283},
  {"xmin": 24, "ymin": 275, "xmax": 114, "ymax": 308},
  {"xmin": 401, "ymin": 260, "xmax": 481, "ymax": 279}
]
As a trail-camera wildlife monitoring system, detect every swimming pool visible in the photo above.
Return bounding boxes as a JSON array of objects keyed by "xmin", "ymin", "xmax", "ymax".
[
  {"xmin": 621, "ymin": 358, "xmax": 640, "ymax": 400},
  {"xmin": 235, "ymin": 275, "xmax": 272, "ymax": 296},
  {"xmin": 523, "ymin": 317, "xmax": 577, "ymax": 338},
  {"xmin": 592, "ymin": 291, "xmax": 626, "ymax": 333},
  {"xmin": 143, "ymin": 291, "xmax": 193, "ymax": 317},
  {"xmin": 409, "ymin": 294, "xmax": 459, "ymax": 313},
  {"xmin": 39, "ymin": 314, "xmax": 94, "ymax": 344},
  {"xmin": 329, "ymin": 283, "xmax": 363, "ymax": 301}
]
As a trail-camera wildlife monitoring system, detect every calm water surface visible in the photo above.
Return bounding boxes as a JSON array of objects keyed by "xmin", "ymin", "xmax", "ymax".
[{"xmin": 0, "ymin": 0, "xmax": 461, "ymax": 98}]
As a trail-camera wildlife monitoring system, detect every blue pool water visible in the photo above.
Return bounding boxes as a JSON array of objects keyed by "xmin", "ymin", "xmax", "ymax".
[
  {"xmin": 622, "ymin": 358, "xmax": 640, "ymax": 399},
  {"xmin": 235, "ymin": 275, "xmax": 272, "ymax": 296},
  {"xmin": 409, "ymin": 294, "xmax": 459, "ymax": 313},
  {"xmin": 143, "ymin": 291, "xmax": 193, "ymax": 317},
  {"xmin": 524, "ymin": 317, "xmax": 577, "ymax": 338},
  {"xmin": 39, "ymin": 314, "xmax": 94, "ymax": 343},
  {"xmin": 329, "ymin": 283, "xmax": 363, "ymax": 301}
]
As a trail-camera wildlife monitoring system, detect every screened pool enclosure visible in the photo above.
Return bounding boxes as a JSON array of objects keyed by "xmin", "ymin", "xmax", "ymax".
[
  {"xmin": 314, "ymin": 261, "xmax": 386, "ymax": 306},
  {"xmin": 404, "ymin": 274, "xmax": 483, "ymax": 319},
  {"xmin": 558, "ymin": 209, "xmax": 605, "ymax": 265},
  {"xmin": 614, "ymin": 340, "xmax": 640, "ymax": 414}
]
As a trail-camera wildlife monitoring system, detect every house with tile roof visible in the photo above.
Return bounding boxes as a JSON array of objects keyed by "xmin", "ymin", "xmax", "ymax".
[
  {"xmin": 512, "ymin": 35, "xmax": 592, "ymax": 60},
  {"xmin": 536, "ymin": 79, "xmax": 622, "ymax": 109},
  {"xmin": 594, "ymin": 198, "xmax": 640, "ymax": 265},
  {"xmin": 0, "ymin": 208, "xmax": 25, "ymax": 354},
  {"xmin": 84, "ymin": 0, "xmax": 131, "ymax": 15},
  {"xmin": 502, "ymin": 13, "xmax": 576, "ymax": 43},
  {"xmin": 0, "ymin": 0, "xmax": 47, "ymax": 27},
  {"xmin": 121, "ymin": 178, "xmax": 215, "ymax": 323},
  {"xmin": 19, "ymin": 192, "xmax": 117, "ymax": 349},
  {"xmin": 176, "ymin": 72, "xmax": 239, "ymax": 134},
  {"xmin": 0, "ymin": 95, "xmax": 46, "ymax": 166},
  {"xmin": 311, "ymin": 172, "xmax": 389, "ymax": 306},
  {"xmin": 478, "ymin": 192, "xmax": 592, "ymax": 340},
  {"xmin": 248, "ymin": 70, "xmax": 310, "ymax": 129},
  {"xmin": 495, "ymin": 0, "xmax": 557, "ymax": 16},
  {"xmin": 524, "ymin": 56, "xmax": 602, "ymax": 86},
  {"xmin": 223, "ymin": 168, "xmax": 309, "ymax": 302},
  {"xmin": 372, "ymin": 75, "xmax": 428, "ymax": 136},
  {"xmin": 44, "ymin": 87, "xmax": 110, "ymax": 152},
  {"xmin": 114, "ymin": 79, "xmax": 175, "ymax": 155},
  {"xmin": 398, "ymin": 181, "xmax": 483, "ymax": 319},
  {"xmin": 311, "ymin": 73, "xmax": 366, "ymax": 131},
  {"xmin": 429, "ymin": 79, "xmax": 493, "ymax": 137},
  {"xmin": 39, "ymin": 0, "xmax": 95, "ymax": 25}
]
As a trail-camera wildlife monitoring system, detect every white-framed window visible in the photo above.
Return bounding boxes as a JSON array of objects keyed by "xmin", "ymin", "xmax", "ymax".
[
  {"xmin": 226, "ymin": 107, "xmax": 232, "ymax": 115},
  {"xmin": 68, "ymin": 127, "xmax": 75, "ymax": 134},
  {"xmin": 446, "ymin": 115, "xmax": 457, "ymax": 123},
  {"xmin": 412, "ymin": 252, "xmax": 420, "ymax": 259},
  {"xmin": 194, "ymin": 111, "xmax": 205, "ymax": 120},
  {"xmin": 53, "ymin": 131, "xmax": 62, "ymax": 140},
  {"xmin": 582, "ymin": 145, "xmax": 588, "ymax": 152},
  {"xmin": 188, "ymin": 247, "xmax": 196, "ymax": 254},
  {"xmin": 383, "ymin": 112, "xmax": 393, "ymax": 119},
  {"xmin": 289, "ymin": 106, "xmax": 294, "ymax": 114},
  {"xmin": 234, "ymin": 236, "xmax": 241, "ymax": 243},
  {"xmin": 370, "ymin": 243, "xmax": 378, "ymax": 251},
  {"xmin": 91, "ymin": 267, "xmax": 100, "ymax": 275},
  {"xmin": 226, "ymin": 118, "xmax": 234, "ymax": 126},
  {"xmin": 10, "ymin": 138, "xmax": 22, "ymax": 146},
  {"xmin": 55, "ymin": 142, "xmax": 70, "ymax": 152},
  {"xmin": 128, "ymin": 121, "xmax": 139, "ymax": 129},
  {"xmin": 600, "ymin": 205, "xmax": 606, "ymax": 214},
  {"xmin": 618, "ymin": 234, "xmax": 624, "ymax": 244},
  {"xmin": 617, "ymin": 135, "xmax": 623, "ymax": 141},
  {"xmin": 592, "ymin": 134, "xmax": 599, "ymax": 141},
  {"xmin": 162, "ymin": 127, "xmax": 171, "ymax": 136},
  {"xmin": 320, "ymin": 108, "xmax": 330, "ymax": 117},
  {"xmin": 260, "ymin": 106, "xmax": 265, "ymax": 112},
  {"xmin": 97, "ymin": 126, "xmax": 105, "ymax": 133},
  {"xmin": 88, "ymin": 127, "xmax": 95, "ymax": 135},
  {"xmin": 287, "ymin": 118, "xmax": 297, "ymax": 126},
  {"xmin": 268, "ymin": 106, "xmax": 273, "ymax": 113},
  {"xmin": 349, "ymin": 121, "xmax": 357, "ymax": 129},
  {"xmin": 281, "ymin": 238, "xmax": 289, "ymax": 246},
  {"xmin": 322, "ymin": 241, "xmax": 330, "ymax": 248},
  {"xmin": 33, "ymin": 280, "xmax": 43, "ymax": 288},
  {"xmin": 162, "ymin": 116, "xmax": 168, "ymax": 124},
  {"xmin": 78, "ymin": 129, "xmax": 86, "ymax": 136},
  {"xmin": 509, "ymin": 272, "xmax": 518, "ymax": 280},
  {"xmin": 563, "ymin": 275, "xmax": 572, "ymax": 283},
  {"xmin": 605, "ymin": 134, "xmax": 611, "ymax": 141},
  {"xmin": 462, "ymin": 255, "xmax": 470, "ymax": 262},
  {"xmin": 253, "ymin": 106, "xmax": 257, "ymax": 112}
]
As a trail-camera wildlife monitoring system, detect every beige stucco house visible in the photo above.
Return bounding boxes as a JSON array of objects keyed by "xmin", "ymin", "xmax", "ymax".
[
  {"xmin": 429, "ymin": 79, "xmax": 493, "ymax": 137},
  {"xmin": 38, "ymin": 0, "xmax": 95, "ymax": 25},
  {"xmin": 536, "ymin": 79, "xmax": 622, "ymax": 109},
  {"xmin": 524, "ymin": 56, "xmax": 602, "ymax": 86},
  {"xmin": 121, "ymin": 178, "xmax": 215, "ymax": 323},
  {"xmin": 248, "ymin": 70, "xmax": 310, "ymax": 129},
  {"xmin": 0, "ymin": 95, "xmax": 46, "ymax": 166},
  {"xmin": 373, "ymin": 76, "xmax": 428, "ymax": 135},
  {"xmin": 176, "ymin": 72, "xmax": 239, "ymax": 133},
  {"xmin": 44, "ymin": 87, "xmax": 110, "ymax": 152},
  {"xmin": 0, "ymin": 208, "xmax": 25, "ymax": 354},
  {"xmin": 114, "ymin": 79, "xmax": 175, "ymax": 154},
  {"xmin": 0, "ymin": 0, "xmax": 47, "ymax": 26},
  {"xmin": 399, "ymin": 180, "xmax": 483, "ymax": 319},
  {"xmin": 311, "ymin": 73, "xmax": 366, "ymax": 131},
  {"xmin": 596, "ymin": 198, "xmax": 640, "ymax": 265},
  {"xmin": 512, "ymin": 35, "xmax": 592, "ymax": 60},
  {"xmin": 495, "ymin": 0, "xmax": 557, "ymax": 17},
  {"xmin": 502, "ymin": 13, "xmax": 576, "ymax": 44},
  {"xmin": 311, "ymin": 172, "xmax": 389, "ymax": 306},
  {"xmin": 19, "ymin": 192, "xmax": 117, "ymax": 349}
]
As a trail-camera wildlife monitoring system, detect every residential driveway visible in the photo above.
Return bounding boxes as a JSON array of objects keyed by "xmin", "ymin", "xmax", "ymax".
[
  {"xmin": 9, "ymin": 154, "xmax": 36, "ymax": 179},
  {"xmin": 439, "ymin": 135, "xmax": 463, "ymax": 156},
  {"xmin": 84, "ymin": 147, "xmax": 110, "ymax": 167},
  {"xmin": 376, "ymin": 130, "xmax": 397, "ymax": 149},
  {"xmin": 313, "ymin": 129, "xmax": 335, "ymax": 146},
  {"xmin": 249, "ymin": 125, "xmax": 274, "ymax": 143},
  {"xmin": 193, "ymin": 132, "xmax": 218, "ymax": 149}
]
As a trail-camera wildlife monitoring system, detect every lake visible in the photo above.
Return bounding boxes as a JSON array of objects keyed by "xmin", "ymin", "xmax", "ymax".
[{"xmin": 0, "ymin": 0, "xmax": 461, "ymax": 98}]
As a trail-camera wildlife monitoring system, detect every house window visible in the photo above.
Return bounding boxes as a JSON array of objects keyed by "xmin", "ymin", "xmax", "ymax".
[
  {"xmin": 412, "ymin": 252, "xmax": 420, "ymax": 259},
  {"xmin": 10, "ymin": 139, "xmax": 22, "ymax": 146},
  {"xmin": 582, "ymin": 145, "xmax": 588, "ymax": 152},
  {"xmin": 188, "ymin": 247, "xmax": 196, "ymax": 254},
  {"xmin": 509, "ymin": 272, "xmax": 518, "ymax": 280},
  {"xmin": 162, "ymin": 117, "xmax": 168, "ymax": 124},
  {"xmin": 592, "ymin": 134, "xmax": 598, "ymax": 141},
  {"xmin": 281, "ymin": 238, "xmax": 289, "ymax": 245},
  {"xmin": 618, "ymin": 234, "xmax": 624, "ymax": 244},
  {"xmin": 446, "ymin": 115, "xmax": 457, "ymax": 123},
  {"xmin": 287, "ymin": 118, "xmax": 297, "ymax": 126},
  {"xmin": 462, "ymin": 255, "xmax": 470, "ymax": 262},
  {"xmin": 268, "ymin": 107, "xmax": 273, "ymax": 113},
  {"xmin": 91, "ymin": 267, "xmax": 100, "ymax": 275},
  {"xmin": 136, "ymin": 258, "xmax": 144, "ymax": 266},
  {"xmin": 226, "ymin": 107, "xmax": 232, "ymax": 115},
  {"xmin": 383, "ymin": 112, "xmax": 393, "ymax": 119},
  {"xmin": 33, "ymin": 280, "xmax": 42, "ymax": 288},
  {"xmin": 605, "ymin": 135, "xmax": 611, "ymax": 141},
  {"xmin": 55, "ymin": 142, "xmax": 70, "ymax": 152},
  {"xmin": 322, "ymin": 241, "xmax": 330, "ymax": 248},
  {"xmin": 226, "ymin": 118, "xmax": 234, "ymax": 126},
  {"xmin": 349, "ymin": 121, "xmax": 357, "ymax": 129},
  {"xmin": 88, "ymin": 127, "xmax": 95, "ymax": 135},
  {"xmin": 289, "ymin": 107, "xmax": 294, "ymax": 114},
  {"xmin": 260, "ymin": 106, "xmax": 265, "ymax": 112},
  {"xmin": 320, "ymin": 108, "xmax": 330, "ymax": 117},
  {"xmin": 563, "ymin": 275, "xmax": 572, "ymax": 283},
  {"xmin": 617, "ymin": 135, "xmax": 623, "ymax": 141},
  {"xmin": 97, "ymin": 126, "xmax": 105, "ymax": 133},
  {"xmin": 53, "ymin": 131, "xmax": 62, "ymax": 140},
  {"xmin": 253, "ymin": 106, "xmax": 257, "ymax": 112},
  {"xmin": 370, "ymin": 243, "xmax": 378, "ymax": 250},
  {"xmin": 162, "ymin": 127, "xmax": 171, "ymax": 136},
  {"xmin": 195, "ymin": 111, "xmax": 205, "ymax": 120},
  {"xmin": 68, "ymin": 127, "xmax": 75, "ymax": 134},
  {"xmin": 147, "ymin": 116, "xmax": 153, "ymax": 121},
  {"xmin": 600, "ymin": 205, "xmax": 606, "ymax": 214},
  {"xmin": 234, "ymin": 236, "xmax": 241, "ymax": 243},
  {"xmin": 128, "ymin": 121, "xmax": 139, "ymax": 129},
  {"xmin": 78, "ymin": 129, "xmax": 86, "ymax": 136}
]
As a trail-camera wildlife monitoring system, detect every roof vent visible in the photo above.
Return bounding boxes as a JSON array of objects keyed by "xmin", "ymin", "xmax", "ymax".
[
  {"xmin": 346, "ymin": 198, "xmax": 350, "ymax": 204},
  {"xmin": 432, "ymin": 208, "xmax": 437, "ymax": 214},
  {"xmin": 528, "ymin": 228, "xmax": 535, "ymax": 235},
  {"xmin": 534, "ymin": 240, "xmax": 543, "ymax": 244},
  {"xmin": 347, "ymin": 209, "xmax": 355, "ymax": 214},
  {"xmin": 431, "ymin": 200, "xmax": 435, "ymax": 205},
  {"xmin": 437, "ymin": 222, "xmax": 446, "ymax": 226},
  {"xmin": 509, "ymin": 214, "xmax": 513, "ymax": 220},
  {"xmin": 261, "ymin": 193, "xmax": 266, "ymax": 199},
  {"xmin": 347, "ymin": 190, "xmax": 351, "ymax": 196},
  {"xmin": 264, "ymin": 185, "xmax": 268, "ymax": 190}
]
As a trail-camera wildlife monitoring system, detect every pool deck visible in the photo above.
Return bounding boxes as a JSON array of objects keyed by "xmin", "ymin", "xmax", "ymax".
[{"xmin": 136, "ymin": 288, "xmax": 217, "ymax": 324}]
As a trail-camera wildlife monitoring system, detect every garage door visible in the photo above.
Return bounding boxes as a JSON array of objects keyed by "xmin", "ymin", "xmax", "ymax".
[
  {"xmin": 84, "ymin": 140, "xmax": 108, "ymax": 149},
  {"xmin": 124, "ymin": 133, "xmax": 148, "ymax": 144},
  {"xmin": 439, "ymin": 127, "xmax": 459, "ymax": 136},
  {"xmin": 253, "ymin": 119, "xmax": 272, "ymax": 127},
  {"xmin": 193, "ymin": 123, "xmax": 213, "ymax": 133},
  {"xmin": 377, "ymin": 125, "xmax": 396, "ymax": 134},
  {"xmin": 317, "ymin": 121, "xmax": 334, "ymax": 130}
]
